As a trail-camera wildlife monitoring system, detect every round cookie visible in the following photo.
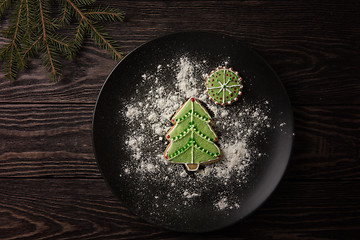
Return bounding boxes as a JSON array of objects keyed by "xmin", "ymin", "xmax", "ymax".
[{"xmin": 205, "ymin": 66, "xmax": 243, "ymax": 106}]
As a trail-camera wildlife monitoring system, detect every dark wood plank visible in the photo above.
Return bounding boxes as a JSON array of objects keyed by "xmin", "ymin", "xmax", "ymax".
[
  {"xmin": 0, "ymin": 179, "xmax": 359, "ymax": 239},
  {"xmin": 287, "ymin": 105, "xmax": 360, "ymax": 180},
  {"xmin": 0, "ymin": 104, "xmax": 100, "ymax": 177},
  {"xmin": 0, "ymin": 1, "xmax": 359, "ymax": 105},
  {"xmin": 0, "ymin": 1, "xmax": 358, "ymax": 239},
  {"xmin": 0, "ymin": 46, "xmax": 117, "ymax": 104},
  {"xmin": 0, "ymin": 104, "xmax": 358, "ymax": 179}
]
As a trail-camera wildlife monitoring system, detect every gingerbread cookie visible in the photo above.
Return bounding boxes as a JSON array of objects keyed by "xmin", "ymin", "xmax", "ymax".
[
  {"xmin": 205, "ymin": 66, "xmax": 243, "ymax": 106},
  {"xmin": 164, "ymin": 97, "xmax": 221, "ymax": 171}
]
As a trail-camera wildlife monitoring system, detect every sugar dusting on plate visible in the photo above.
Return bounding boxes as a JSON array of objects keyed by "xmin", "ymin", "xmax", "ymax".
[{"xmin": 120, "ymin": 56, "xmax": 273, "ymax": 215}]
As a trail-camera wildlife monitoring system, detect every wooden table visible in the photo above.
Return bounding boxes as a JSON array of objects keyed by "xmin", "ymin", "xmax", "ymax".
[{"xmin": 1, "ymin": 1, "xmax": 359, "ymax": 239}]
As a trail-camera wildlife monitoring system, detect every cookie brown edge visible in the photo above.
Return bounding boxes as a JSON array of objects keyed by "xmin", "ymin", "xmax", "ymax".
[
  {"xmin": 205, "ymin": 66, "xmax": 243, "ymax": 106},
  {"xmin": 163, "ymin": 97, "xmax": 222, "ymax": 168}
]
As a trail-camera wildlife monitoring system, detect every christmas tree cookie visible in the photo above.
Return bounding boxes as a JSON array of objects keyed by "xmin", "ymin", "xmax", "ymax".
[
  {"xmin": 205, "ymin": 66, "xmax": 243, "ymax": 106},
  {"xmin": 164, "ymin": 97, "xmax": 221, "ymax": 171}
]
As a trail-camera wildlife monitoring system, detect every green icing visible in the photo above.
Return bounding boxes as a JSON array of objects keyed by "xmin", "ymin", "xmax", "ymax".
[
  {"xmin": 164, "ymin": 97, "xmax": 221, "ymax": 171},
  {"xmin": 206, "ymin": 67, "xmax": 243, "ymax": 105}
]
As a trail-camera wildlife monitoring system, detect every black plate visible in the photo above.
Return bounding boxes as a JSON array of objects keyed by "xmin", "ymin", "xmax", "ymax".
[{"xmin": 93, "ymin": 31, "xmax": 294, "ymax": 232}]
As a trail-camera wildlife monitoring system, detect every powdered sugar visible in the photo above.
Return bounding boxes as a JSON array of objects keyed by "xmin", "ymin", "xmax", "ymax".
[
  {"xmin": 215, "ymin": 197, "xmax": 228, "ymax": 210},
  {"xmin": 176, "ymin": 58, "xmax": 198, "ymax": 97},
  {"xmin": 183, "ymin": 190, "xmax": 200, "ymax": 199},
  {"xmin": 125, "ymin": 136, "xmax": 144, "ymax": 160},
  {"xmin": 125, "ymin": 106, "xmax": 140, "ymax": 119},
  {"xmin": 121, "ymin": 56, "xmax": 272, "ymax": 213}
]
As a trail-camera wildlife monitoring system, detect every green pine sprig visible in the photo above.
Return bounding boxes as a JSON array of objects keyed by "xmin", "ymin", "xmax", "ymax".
[{"xmin": 0, "ymin": 0, "xmax": 124, "ymax": 81}]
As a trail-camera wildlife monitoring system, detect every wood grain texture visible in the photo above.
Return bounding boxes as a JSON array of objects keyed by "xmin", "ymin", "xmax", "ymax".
[
  {"xmin": 0, "ymin": 104, "xmax": 358, "ymax": 179},
  {"xmin": 0, "ymin": 47, "xmax": 116, "ymax": 104},
  {"xmin": 0, "ymin": 179, "xmax": 359, "ymax": 240},
  {"xmin": 0, "ymin": 1, "xmax": 359, "ymax": 239},
  {"xmin": 0, "ymin": 1, "xmax": 359, "ymax": 105},
  {"xmin": 287, "ymin": 105, "xmax": 360, "ymax": 180},
  {"xmin": 0, "ymin": 104, "xmax": 99, "ymax": 177}
]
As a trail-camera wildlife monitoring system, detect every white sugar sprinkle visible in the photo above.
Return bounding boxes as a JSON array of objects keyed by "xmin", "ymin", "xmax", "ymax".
[
  {"xmin": 215, "ymin": 197, "xmax": 228, "ymax": 210},
  {"xmin": 183, "ymin": 190, "xmax": 200, "ymax": 198},
  {"xmin": 121, "ymin": 56, "xmax": 272, "ymax": 212}
]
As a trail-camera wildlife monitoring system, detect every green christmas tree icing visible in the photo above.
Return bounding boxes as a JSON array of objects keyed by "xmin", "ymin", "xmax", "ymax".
[{"xmin": 164, "ymin": 97, "xmax": 221, "ymax": 171}]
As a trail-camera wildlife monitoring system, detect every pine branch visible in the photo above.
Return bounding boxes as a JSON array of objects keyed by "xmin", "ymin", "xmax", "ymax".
[
  {"xmin": 2, "ymin": 0, "xmax": 25, "ymax": 80},
  {"xmin": 61, "ymin": 1, "xmax": 69, "ymax": 23},
  {"xmin": 0, "ymin": 0, "xmax": 125, "ymax": 81},
  {"xmin": 23, "ymin": 34, "xmax": 42, "ymax": 57},
  {"xmin": 49, "ymin": 35, "xmax": 69, "ymax": 48},
  {"xmin": 72, "ymin": 18, "xmax": 85, "ymax": 56},
  {"xmin": 65, "ymin": 0, "xmax": 123, "ymax": 60},
  {"xmin": 0, "ymin": 0, "xmax": 12, "ymax": 21},
  {"xmin": 24, "ymin": 0, "xmax": 30, "ymax": 34},
  {"xmin": 72, "ymin": 0, "xmax": 94, "ymax": 6},
  {"xmin": 88, "ymin": 22, "xmax": 122, "ymax": 60},
  {"xmin": 84, "ymin": 7, "xmax": 124, "ymax": 22},
  {"xmin": 0, "ymin": 44, "xmax": 9, "ymax": 59},
  {"xmin": 38, "ymin": 0, "xmax": 57, "ymax": 77}
]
